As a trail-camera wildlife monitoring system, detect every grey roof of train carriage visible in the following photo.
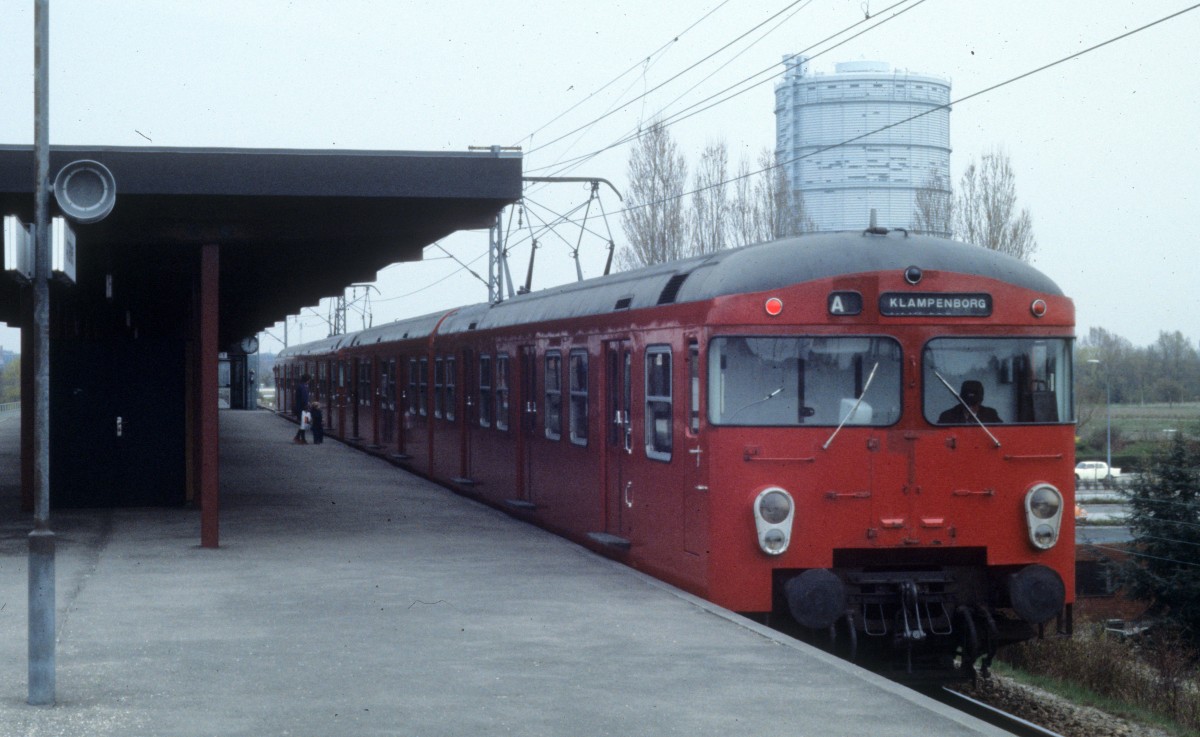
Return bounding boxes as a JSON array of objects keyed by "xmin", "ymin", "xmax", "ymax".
[
  {"xmin": 437, "ymin": 231, "xmax": 1063, "ymax": 334},
  {"xmin": 281, "ymin": 231, "xmax": 1065, "ymax": 353}
]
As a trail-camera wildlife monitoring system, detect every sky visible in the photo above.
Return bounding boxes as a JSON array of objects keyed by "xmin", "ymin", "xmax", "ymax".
[{"xmin": 0, "ymin": 0, "xmax": 1197, "ymax": 355}]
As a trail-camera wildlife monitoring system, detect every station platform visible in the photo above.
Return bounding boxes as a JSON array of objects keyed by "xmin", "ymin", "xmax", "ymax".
[{"xmin": 0, "ymin": 409, "xmax": 1012, "ymax": 736}]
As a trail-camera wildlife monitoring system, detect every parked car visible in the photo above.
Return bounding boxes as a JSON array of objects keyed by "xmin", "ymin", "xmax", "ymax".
[{"xmin": 1076, "ymin": 460, "xmax": 1120, "ymax": 481}]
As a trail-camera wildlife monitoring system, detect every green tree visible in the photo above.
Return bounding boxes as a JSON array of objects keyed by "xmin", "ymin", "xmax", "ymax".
[
  {"xmin": 1122, "ymin": 434, "xmax": 1200, "ymax": 644},
  {"xmin": 0, "ymin": 355, "xmax": 19, "ymax": 403}
]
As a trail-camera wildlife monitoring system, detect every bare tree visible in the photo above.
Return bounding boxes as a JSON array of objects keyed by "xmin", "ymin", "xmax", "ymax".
[
  {"xmin": 618, "ymin": 122, "xmax": 689, "ymax": 269},
  {"xmin": 912, "ymin": 169, "xmax": 954, "ymax": 238},
  {"xmin": 691, "ymin": 140, "xmax": 729, "ymax": 256},
  {"xmin": 729, "ymin": 156, "xmax": 758, "ymax": 248},
  {"xmin": 954, "ymin": 147, "xmax": 1037, "ymax": 260},
  {"xmin": 756, "ymin": 148, "xmax": 813, "ymax": 239}
]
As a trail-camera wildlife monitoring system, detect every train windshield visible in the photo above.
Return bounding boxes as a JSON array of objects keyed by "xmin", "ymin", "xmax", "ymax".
[
  {"xmin": 923, "ymin": 338, "xmax": 1074, "ymax": 425},
  {"xmin": 708, "ymin": 336, "xmax": 902, "ymax": 426}
]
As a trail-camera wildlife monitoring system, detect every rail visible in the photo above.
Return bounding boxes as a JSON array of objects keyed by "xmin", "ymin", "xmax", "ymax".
[
  {"xmin": 933, "ymin": 687, "xmax": 1067, "ymax": 737},
  {"xmin": 0, "ymin": 401, "xmax": 19, "ymax": 414}
]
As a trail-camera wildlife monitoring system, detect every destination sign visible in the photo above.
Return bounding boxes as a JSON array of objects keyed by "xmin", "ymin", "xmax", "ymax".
[{"xmin": 879, "ymin": 292, "xmax": 992, "ymax": 317}]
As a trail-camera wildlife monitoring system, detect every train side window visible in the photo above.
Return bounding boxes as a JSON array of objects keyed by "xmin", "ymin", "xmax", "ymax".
[
  {"xmin": 646, "ymin": 346, "xmax": 672, "ymax": 461},
  {"xmin": 418, "ymin": 357, "xmax": 429, "ymax": 417},
  {"xmin": 479, "ymin": 355, "xmax": 493, "ymax": 428},
  {"xmin": 445, "ymin": 356, "xmax": 456, "ymax": 422},
  {"xmin": 569, "ymin": 349, "xmax": 588, "ymax": 446},
  {"xmin": 496, "ymin": 353, "xmax": 510, "ymax": 431},
  {"xmin": 544, "ymin": 351, "xmax": 562, "ymax": 440},
  {"xmin": 687, "ymin": 340, "xmax": 700, "ymax": 435}
]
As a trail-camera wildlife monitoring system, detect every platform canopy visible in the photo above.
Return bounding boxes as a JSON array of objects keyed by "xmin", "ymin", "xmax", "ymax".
[{"xmin": 0, "ymin": 145, "xmax": 522, "ymax": 349}]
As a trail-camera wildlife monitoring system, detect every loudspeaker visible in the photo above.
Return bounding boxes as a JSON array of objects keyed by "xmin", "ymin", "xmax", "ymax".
[{"xmin": 53, "ymin": 159, "xmax": 117, "ymax": 224}]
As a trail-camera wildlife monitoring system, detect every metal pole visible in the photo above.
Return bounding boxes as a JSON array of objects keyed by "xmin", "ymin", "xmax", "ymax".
[
  {"xmin": 1105, "ymin": 375, "xmax": 1112, "ymax": 480},
  {"xmin": 29, "ymin": 0, "xmax": 56, "ymax": 706},
  {"xmin": 487, "ymin": 216, "xmax": 497, "ymax": 303}
]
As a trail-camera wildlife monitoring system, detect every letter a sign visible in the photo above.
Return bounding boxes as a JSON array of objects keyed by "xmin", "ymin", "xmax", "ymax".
[{"xmin": 827, "ymin": 291, "xmax": 863, "ymax": 316}]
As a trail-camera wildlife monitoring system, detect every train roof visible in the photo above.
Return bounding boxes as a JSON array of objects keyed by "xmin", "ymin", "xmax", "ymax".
[{"xmin": 281, "ymin": 231, "xmax": 1064, "ymax": 354}]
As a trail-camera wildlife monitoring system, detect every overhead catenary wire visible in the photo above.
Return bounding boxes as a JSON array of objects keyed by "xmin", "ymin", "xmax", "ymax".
[
  {"xmin": 1082, "ymin": 543, "xmax": 1200, "ymax": 569},
  {"xmin": 524, "ymin": 0, "xmax": 818, "ymax": 159},
  {"xmin": 362, "ymin": 2, "xmax": 1200, "ymax": 309},
  {"xmin": 527, "ymin": 0, "xmax": 919, "ymax": 176},
  {"xmin": 509, "ymin": 0, "xmax": 736, "ymax": 152},
  {"xmin": 535, "ymin": 0, "xmax": 821, "ymax": 180},
  {"xmin": 574, "ymin": 1, "xmax": 1200, "ymax": 222},
  {"xmin": 362, "ymin": 1, "xmax": 926, "ymax": 304}
]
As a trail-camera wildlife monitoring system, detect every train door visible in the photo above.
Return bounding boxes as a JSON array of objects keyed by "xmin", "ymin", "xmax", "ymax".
[
  {"xmin": 406, "ymin": 355, "xmax": 432, "ymax": 472},
  {"xmin": 358, "ymin": 357, "xmax": 369, "ymax": 442},
  {"xmin": 396, "ymin": 355, "xmax": 415, "ymax": 460},
  {"xmin": 335, "ymin": 359, "xmax": 347, "ymax": 438},
  {"xmin": 319, "ymin": 361, "xmax": 331, "ymax": 417},
  {"xmin": 513, "ymin": 344, "xmax": 538, "ymax": 507},
  {"xmin": 457, "ymin": 347, "xmax": 476, "ymax": 484},
  {"xmin": 683, "ymin": 337, "xmax": 709, "ymax": 556},
  {"xmin": 380, "ymin": 358, "xmax": 396, "ymax": 448},
  {"xmin": 345, "ymin": 358, "xmax": 357, "ymax": 440},
  {"xmin": 367, "ymin": 356, "xmax": 380, "ymax": 448},
  {"xmin": 598, "ymin": 338, "xmax": 634, "ymax": 546}
]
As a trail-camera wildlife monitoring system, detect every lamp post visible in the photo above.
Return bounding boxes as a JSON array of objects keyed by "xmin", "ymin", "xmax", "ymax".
[{"xmin": 1087, "ymin": 358, "xmax": 1112, "ymax": 483}]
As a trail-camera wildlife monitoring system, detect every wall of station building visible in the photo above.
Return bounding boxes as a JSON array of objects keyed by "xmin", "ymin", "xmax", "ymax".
[{"xmin": 774, "ymin": 57, "xmax": 952, "ymax": 233}]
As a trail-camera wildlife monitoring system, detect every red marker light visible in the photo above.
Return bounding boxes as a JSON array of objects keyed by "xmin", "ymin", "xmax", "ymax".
[
  {"xmin": 1030, "ymin": 299, "xmax": 1048, "ymax": 318},
  {"xmin": 765, "ymin": 297, "xmax": 784, "ymax": 316}
]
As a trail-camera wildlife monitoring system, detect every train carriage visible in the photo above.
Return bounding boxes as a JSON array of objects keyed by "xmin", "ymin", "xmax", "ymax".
[{"xmin": 277, "ymin": 230, "xmax": 1075, "ymax": 677}]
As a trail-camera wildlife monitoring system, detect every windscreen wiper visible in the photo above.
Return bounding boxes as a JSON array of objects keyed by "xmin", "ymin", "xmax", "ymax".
[
  {"xmin": 727, "ymin": 387, "xmax": 783, "ymax": 422},
  {"xmin": 932, "ymin": 370, "xmax": 1001, "ymax": 448},
  {"xmin": 822, "ymin": 362, "xmax": 879, "ymax": 450}
]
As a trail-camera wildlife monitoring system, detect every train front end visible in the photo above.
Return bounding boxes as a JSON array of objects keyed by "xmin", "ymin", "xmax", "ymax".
[{"xmin": 700, "ymin": 235, "xmax": 1075, "ymax": 678}]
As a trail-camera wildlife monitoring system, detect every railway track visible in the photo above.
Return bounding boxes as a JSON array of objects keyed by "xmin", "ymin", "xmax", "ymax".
[{"xmin": 932, "ymin": 686, "xmax": 1066, "ymax": 737}]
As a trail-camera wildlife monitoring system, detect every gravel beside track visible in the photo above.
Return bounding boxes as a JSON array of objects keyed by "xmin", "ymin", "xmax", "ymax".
[{"xmin": 953, "ymin": 675, "xmax": 1176, "ymax": 737}]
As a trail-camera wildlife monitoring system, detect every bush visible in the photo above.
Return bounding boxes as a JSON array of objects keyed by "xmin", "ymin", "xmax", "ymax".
[
  {"xmin": 1003, "ymin": 626, "xmax": 1199, "ymax": 732},
  {"xmin": 0, "ymin": 356, "xmax": 19, "ymax": 403}
]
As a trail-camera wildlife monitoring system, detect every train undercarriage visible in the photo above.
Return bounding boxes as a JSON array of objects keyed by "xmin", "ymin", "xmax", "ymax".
[{"xmin": 771, "ymin": 551, "xmax": 1070, "ymax": 682}]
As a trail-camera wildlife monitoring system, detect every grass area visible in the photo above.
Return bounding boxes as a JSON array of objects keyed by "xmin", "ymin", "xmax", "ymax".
[
  {"xmin": 1076, "ymin": 402, "xmax": 1200, "ymax": 470},
  {"xmin": 991, "ymin": 660, "xmax": 1194, "ymax": 736},
  {"xmin": 999, "ymin": 626, "xmax": 1200, "ymax": 736}
]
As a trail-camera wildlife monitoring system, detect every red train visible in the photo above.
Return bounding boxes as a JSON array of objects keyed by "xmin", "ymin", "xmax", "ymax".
[{"xmin": 276, "ymin": 230, "xmax": 1075, "ymax": 677}]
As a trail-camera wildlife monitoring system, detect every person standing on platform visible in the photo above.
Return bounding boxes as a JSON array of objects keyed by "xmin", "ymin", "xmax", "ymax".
[
  {"xmin": 293, "ymin": 374, "xmax": 311, "ymax": 444},
  {"xmin": 310, "ymin": 400, "xmax": 324, "ymax": 444}
]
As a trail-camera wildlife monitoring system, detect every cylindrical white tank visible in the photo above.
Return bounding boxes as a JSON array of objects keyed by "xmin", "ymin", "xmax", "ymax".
[{"xmin": 775, "ymin": 57, "xmax": 951, "ymax": 232}]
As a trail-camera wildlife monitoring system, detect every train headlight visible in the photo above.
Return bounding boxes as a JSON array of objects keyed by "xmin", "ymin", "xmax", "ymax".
[
  {"xmin": 754, "ymin": 487, "xmax": 794, "ymax": 556},
  {"xmin": 1024, "ymin": 484, "xmax": 1064, "ymax": 550}
]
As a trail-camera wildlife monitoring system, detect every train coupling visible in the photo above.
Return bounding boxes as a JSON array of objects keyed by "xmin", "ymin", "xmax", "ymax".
[
  {"xmin": 784, "ymin": 568, "xmax": 957, "ymax": 641},
  {"xmin": 847, "ymin": 571, "xmax": 956, "ymax": 643}
]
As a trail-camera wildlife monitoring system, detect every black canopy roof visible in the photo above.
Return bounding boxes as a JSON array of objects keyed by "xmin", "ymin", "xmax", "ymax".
[{"xmin": 0, "ymin": 145, "xmax": 522, "ymax": 348}]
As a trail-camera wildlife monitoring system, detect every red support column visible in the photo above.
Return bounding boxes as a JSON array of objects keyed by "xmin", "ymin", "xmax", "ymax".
[{"xmin": 199, "ymin": 243, "xmax": 219, "ymax": 548}]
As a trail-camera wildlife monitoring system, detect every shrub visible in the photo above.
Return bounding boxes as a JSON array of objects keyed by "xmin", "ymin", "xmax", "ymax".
[{"xmin": 1003, "ymin": 625, "xmax": 1199, "ymax": 731}]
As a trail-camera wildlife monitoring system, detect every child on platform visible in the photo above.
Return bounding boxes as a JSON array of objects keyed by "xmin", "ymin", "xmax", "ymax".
[{"xmin": 310, "ymin": 401, "xmax": 324, "ymax": 444}]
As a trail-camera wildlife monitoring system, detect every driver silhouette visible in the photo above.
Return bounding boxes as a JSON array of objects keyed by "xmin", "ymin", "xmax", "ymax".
[{"xmin": 938, "ymin": 380, "xmax": 1002, "ymax": 424}]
